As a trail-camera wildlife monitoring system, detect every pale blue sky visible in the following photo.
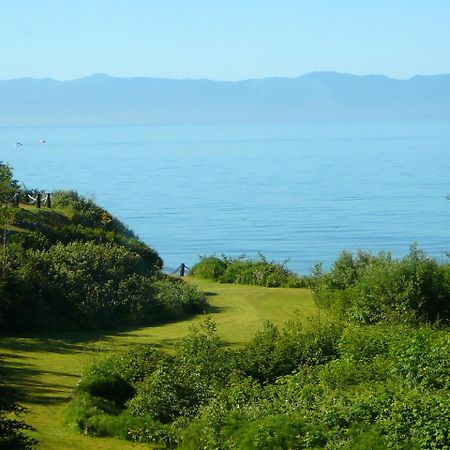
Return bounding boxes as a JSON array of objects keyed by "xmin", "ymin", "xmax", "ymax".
[{"xmin": 1, "ymin": 1, "xmax": 449, "ymax": 80}]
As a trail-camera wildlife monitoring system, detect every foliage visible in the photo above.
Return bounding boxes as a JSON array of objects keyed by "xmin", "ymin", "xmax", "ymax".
[
  {"xmin": 0, "ymin": 164, "xmax": 208, "ymax": 333},
  {"xmin": 313, "ymin": 246, "xmax": 450, "ymax": 324},
  {"xmin": 0, "ymin": 242, "xmax": 206, "ymax": 331},
  {"xmin": 67, "ymin": 316, "xmax": 450, "ymax": 449},
  {"xmin": 51, "ymin": 190, "xmax": 134, "ymax": 237},
  {"xmin": 191, "ymin": 254, "xmax": 312, "ymax": 288},
  {"xmin": 0, "ymin": 374, "xmax": 36, "ymax": 449},
  {"xmin": 0, "ymin": 162, "xmax": 19, "ymax": 204}
]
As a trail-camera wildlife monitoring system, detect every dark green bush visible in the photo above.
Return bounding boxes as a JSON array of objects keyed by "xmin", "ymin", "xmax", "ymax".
[
  {"xmin": 0, "ymin": 241, "xmax": 204, "ymax": 331},
  {"xmin": 77, "ymin": 374, "xmax": 135, "ymax": 408}
]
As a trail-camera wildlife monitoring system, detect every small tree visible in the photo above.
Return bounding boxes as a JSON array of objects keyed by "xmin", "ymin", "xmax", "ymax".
[{"xmin": 0, "ymin": 162, "xmax": 18, "ymax": 204}]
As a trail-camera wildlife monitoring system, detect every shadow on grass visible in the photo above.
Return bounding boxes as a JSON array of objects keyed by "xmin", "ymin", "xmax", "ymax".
[
  {"xmin": 0, "ymin": 354, "xmax": 76, "ymax": 405},
  {"xmin": 0, "ymin": 305, "xmax": 226, "ymax": 406}
]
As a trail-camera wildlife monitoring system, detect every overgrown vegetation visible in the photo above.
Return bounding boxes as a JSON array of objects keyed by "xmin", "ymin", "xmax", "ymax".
[
  {"xmin": 68, "ymin": 247, "xmax": 450, "ymax": 448},
  {"xmin": 67, "ymin": 316, "xmax": 450, "ymax": 449},
  {"xmin": 191, "ymin": 254, "xmax": 312, "ymax": 288},
  {"xmin": 0, "ymin": 162, "xmax": 207, "ymax": 332},
  {"xmin": 313, "ymin": 246, "xmax": 450, "ymax": 325}
]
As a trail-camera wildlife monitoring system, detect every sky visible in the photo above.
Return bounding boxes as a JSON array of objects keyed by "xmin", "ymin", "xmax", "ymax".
[{"xmin": 1, "ymin": 1, "xmax": 449, "ymax": 81}]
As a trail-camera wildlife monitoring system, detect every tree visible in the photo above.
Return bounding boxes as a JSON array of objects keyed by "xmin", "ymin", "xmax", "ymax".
[{"xmin": 0, "ymin": 162, "xmax": 18, "ymax": 204}]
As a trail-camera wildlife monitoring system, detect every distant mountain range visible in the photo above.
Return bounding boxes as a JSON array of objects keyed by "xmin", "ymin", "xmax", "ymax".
[{"xmin": 1, "ymin": 72, "xmax": 450, "ymax": 125}]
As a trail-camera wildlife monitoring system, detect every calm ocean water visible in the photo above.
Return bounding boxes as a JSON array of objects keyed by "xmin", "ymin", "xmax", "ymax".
[{"xmin": 1, "ymin": 122, "xmax": 450, "ymax": 274}]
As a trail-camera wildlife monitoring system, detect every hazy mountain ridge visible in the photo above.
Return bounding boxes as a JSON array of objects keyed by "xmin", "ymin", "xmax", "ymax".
[{"xmin": 1, "ymin": 72, "xmax": 450, "ymax": 125}]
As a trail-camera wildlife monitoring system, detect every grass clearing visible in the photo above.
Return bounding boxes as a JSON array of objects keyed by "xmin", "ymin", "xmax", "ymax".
[{"xmin": 0, "ymin": 279, "xmax": 316, "ymax": 449}]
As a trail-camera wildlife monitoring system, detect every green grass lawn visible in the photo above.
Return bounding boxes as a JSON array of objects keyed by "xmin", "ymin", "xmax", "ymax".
[{"xmin": 0, "ymin": 279, "xmax": 316, "ymax": 449}]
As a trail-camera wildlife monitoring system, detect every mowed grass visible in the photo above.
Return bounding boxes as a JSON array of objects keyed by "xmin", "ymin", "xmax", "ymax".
[{"xmin": 0, "ymin": 278, "xmax": 316, "ymax": 449}]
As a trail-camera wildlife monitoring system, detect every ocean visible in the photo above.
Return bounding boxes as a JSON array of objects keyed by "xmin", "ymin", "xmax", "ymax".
[{"xmin": 1, "ymin": 121, "xmax": 450, "ymax": 274}]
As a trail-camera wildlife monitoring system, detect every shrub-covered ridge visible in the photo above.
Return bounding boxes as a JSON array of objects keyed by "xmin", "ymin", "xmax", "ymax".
[{"xmin": 0, "ymin": 163, "xmax": 207, "ymax": 332}]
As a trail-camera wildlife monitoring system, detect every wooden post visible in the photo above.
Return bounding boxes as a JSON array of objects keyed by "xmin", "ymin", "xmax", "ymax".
[
  {"xmin": 23, "ymin": 192, "xmax": 28, "ymax": 204},
  {"xmin": 45, "ymin": 193, "xmax": 51, "ymax": 208},
  {"xmin": 180, "ymin": 263, "xmax": 186, "ymax": 277},
  {"xmin": 13, "ymin": 193, "xmax": 19, "ymax": 207},
  {"xmin": 36, "ymin": 193, "xmax": 41, "ymax": 209}
]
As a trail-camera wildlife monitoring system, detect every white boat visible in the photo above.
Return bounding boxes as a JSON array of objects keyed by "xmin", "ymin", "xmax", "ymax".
[{"xmin": 37, "ymin": 139, "xmax": 46, "ymax": 144}]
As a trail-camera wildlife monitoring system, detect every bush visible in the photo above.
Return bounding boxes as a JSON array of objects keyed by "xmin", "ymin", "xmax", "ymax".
[
  {"xmin": 314, "ymin": 246, "xmax": 450, "ymax": 324},
  {"xmin": 0, "ymin": 241, "xmax": 204, "ymax": 331},
  {"xmin": 190, "ymin": 256, "xmax": 227, "ymax": 280},
  {"xmin": 77, "ymin": 374, "xmax": 135, "ymax": 408},
  {"xmin": 191, "ymin": 254, "xmax": 312, "ymax": 288},
  {"xmin": 68, "ymin": 318, "xmax": 450, "ymax": 449},
  {"xmin": 85, "ymin": 345, "xmax": 163, "ymax": 386}
]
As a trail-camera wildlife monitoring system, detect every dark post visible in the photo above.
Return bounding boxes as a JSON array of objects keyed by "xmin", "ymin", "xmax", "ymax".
[
  {"xmin": 179, "ymin": 263, "xmax": 186, "ymax": 277},
  {"xmin": 23, "ymin": 192, "xmax": 28, "ymax": 204},
  {"xmin": 14, "ymin": 193, "xmax": 19, "ymax": 207},
  {"xmin": 45, "ymin": 193, "xmax": 51, "ymax": 208},
  {"xmin": 36, "ymin": 193, "xmax": 41, "ymax": 209}
]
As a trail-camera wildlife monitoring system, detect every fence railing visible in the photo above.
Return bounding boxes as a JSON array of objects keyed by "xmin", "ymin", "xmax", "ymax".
[{"xmin": 10, "ymin": 192, "xmax": 51, "ymax": 209}]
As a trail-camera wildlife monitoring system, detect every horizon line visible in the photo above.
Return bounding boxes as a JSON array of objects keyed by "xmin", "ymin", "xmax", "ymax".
[{"xmin": 2, "ymin": 71, "xmax": 450, "ymax": 83}]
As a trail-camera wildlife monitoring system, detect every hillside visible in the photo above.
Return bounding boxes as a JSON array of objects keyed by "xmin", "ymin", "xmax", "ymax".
[{"xmin": 1, "ymin": 72, "xmax": 450, "ymax": 125}]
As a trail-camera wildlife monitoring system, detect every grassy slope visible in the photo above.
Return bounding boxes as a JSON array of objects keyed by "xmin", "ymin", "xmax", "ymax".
[{"xmin": 0, "ymin": 279, "xmax": 316, "ymax": 449}]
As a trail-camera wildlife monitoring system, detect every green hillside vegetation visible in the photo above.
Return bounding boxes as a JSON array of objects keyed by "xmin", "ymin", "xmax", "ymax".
[
  {"xmin": 191, "ymin": 254, "xmax": 313, "ymax": 288},
  {"xmin": 2, "ymin": 160, "xmax": 450, "ymax": 449},
  {"xmin": 66, "ymin": 249, "xmax": 450, "ymax": 449},
  {"xmin": 0, "ymin": 164, "xmax": 206, "ymax": 333},
  {"xmin": 0, "ymin": 280, "xmax": 315, "ymax": 449}
]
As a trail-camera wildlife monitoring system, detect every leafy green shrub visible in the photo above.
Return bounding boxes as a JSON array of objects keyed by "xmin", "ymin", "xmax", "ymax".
[
  {"xmin": 127, "ymin": 319, "xmax": 229, "ymax": 423},
  {"xmin": 68, "ymin": 319, "xmax": 450, "ymax": 449},
  {"xmin": 314, "ymin": 246, "xmax": 450, "ymax": 324},
  {"xmin": 0, "ymin": 241, "xmax": 204, "ymax": 331},
  {"xmin": 190, "ymin": 256, "xmax": 227, "ymax": 280},
  {"xmin": 231, "ymin": 413, "xmax": 327, "ymax": 449},
  {"xmin": 191, "ymin": 254, "xmax": 312, "ymax": 288},
  {"xmin": 85, "ymin": 345, "xmax": 163, "ymax": 386},
  {"xmin": 152, "ymin": 278, "xmax": 207, "ymax": 318},
  {"xmin": 241, "ymin": 319, "xmax": 343, "ymax": 383},
  {"xmin": 77, "ymin": 374, "xmax": 135, "ymax": 408}
]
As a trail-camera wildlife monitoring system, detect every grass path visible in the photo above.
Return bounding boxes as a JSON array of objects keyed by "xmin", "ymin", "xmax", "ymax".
[{"xmin": 0, "ymin": 279, "xmax": 316, "ymax": 449}]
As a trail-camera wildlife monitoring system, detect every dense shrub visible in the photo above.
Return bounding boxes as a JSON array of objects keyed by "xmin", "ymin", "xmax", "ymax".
[
  {"xmin": 1, "ymin": 232, "xmax": 204, "ymax": 332},
  {"xmin": 314, "ymin": 246, "xmax": 450, "ymax": 324},
  {"xmin": 68, "ymin": 318, "xmax": 450, "ymax": 449},
  {"xmin": 191, "ymin": 254, "xmax": 312, "ymax": 288},
  {"xmin": 1, "ymin": 166, "xmax": 206, "ymax": 332}
]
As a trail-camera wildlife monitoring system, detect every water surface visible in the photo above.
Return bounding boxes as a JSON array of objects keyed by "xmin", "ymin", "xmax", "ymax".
[{"xmin": 1, "ymin": 122, "xmax": 449, "ymax": 273}]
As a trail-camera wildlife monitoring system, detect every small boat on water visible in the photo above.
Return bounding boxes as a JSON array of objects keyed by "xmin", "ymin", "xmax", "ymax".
[
  {"xmin": 37, "ymin": 139, "xmax": 46, "ymax": 144},
  {"xmin": 16, "ymin": 142, "xmax": 23, "ymax": 147}
]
